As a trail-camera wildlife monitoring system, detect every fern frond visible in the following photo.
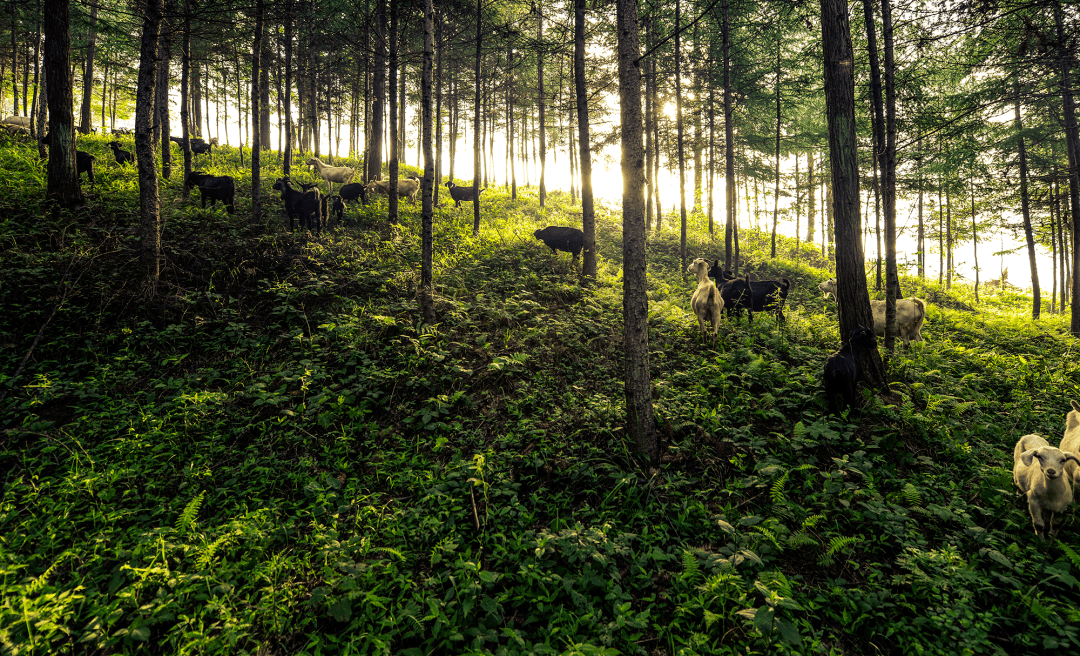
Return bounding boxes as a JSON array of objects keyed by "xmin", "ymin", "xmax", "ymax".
[
  {"xmin": 757, "ymin": 527, "xmax": 783, "ymax": 552},
  {"xmin": 771, "ymin": 471, "xmax": 791, "ymax": 506},
  {"xmin": 372, "ymin": 546, "xmax": 405, "ymax": 561},
  {"xmin": 826, "ymin": 536, "xmax": 862, "ymax": 558},
  {"xmin": 786, "ymin": 532, "xmax": 819, "ymax": 549},
  {"xmin": 681, "ymin": 550, "xmax": 701, "ymax": 582},
  {"xmin": 26, "ymin": 555, "xmax": 64, "ymax": 595},
  {"xmin": 176, "ymin": 491, "xmax": 206, "ymax": 535},
  {"xmin": 801, "ymin": 514, "xmax": 825, "ymax": 531},
  {"xmin": 196, "ymin": 530, "xmax": 239, "ymax": 569},
  {"xmin": 902, "ymin": 483, "xmax": 923, "ymax": 508},
  {"xmin": 1057, "ymin": 542, "xmax": 1080, "ymax": 572}
]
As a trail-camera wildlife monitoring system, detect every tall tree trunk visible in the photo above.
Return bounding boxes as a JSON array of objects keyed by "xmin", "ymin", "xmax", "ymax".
[
  {"xmin": 180, "ymin": 0, "xmax": 192, "ymax": 193},
  {"xmin": 421, "ymin": 0, "xmax": 435, "ymax": 323},
  {"xmin": 821, "ymin": 0, "xmax": 885, "ymax": 388},
  {"xmin": 1056, "ymin": 0, "xmax": 1079, "ymax": 335},
  {"xmin": 434, "ymin": 14, "xmax": 441, "ymax": 204},
  {"xmin": 508, "ymin": 46, "xmax": 516, "ymax": 199},
  {"xmin": 34, "ymin": 53, "xmax": 45, "ymax": 157},
  {"xmin": 692, "ymin": 22, "xmax": 702, "ymax": 213},
  {"xmin": 11, "ymin": 0, "xmax": 19, "ymax": 115},
  {"xmin": 723, "ymin": 0, "xmax": 735, "ymax": 272},
  {"xmin": 575, "ymin": 0, "xmax": 595, "ymax": 278},
  {"xmin": 472, "ymin": 0, "xmax": 481, "ymax": 235},
  {"xmin": 135, "ymin": 0, "xmax": 162, "ymax": 283},
  {"xmin": 43, "ymin": 0, "xmax": 78, "ymax": 207},
  {"xmin": 616, "ymin": 0, "xmax": 656, "ymax": 461},
  {"xmin": 260, "ymin": 36, "xmax": 271, "ymax": 146},
  {"xmin": 537, "ymin": 2, "xmax": 546, "ymax": 208},
  {"xmin": 917, "ymin": 146, "xmax": 924, "ymax": 279},
  {"xmin": 156, "ymin": 3, "xmax": 172, "ymax": 178},
  {"xmin": 971, "ymin": 179, "xmax": 980, "ymax": 304},
  {"xmin": 882, "ymin": 0, "xmax": 900, "ymax": 348},
  {"xmin": 284, "ymin": 0, "xmax": 294, "ymax": 174},
  {"xmin": 368, "ymin": 0, "xmax": 385, "ymax": 182},
  {"xmin": 191, "ymin": 57, "xmax": 201, "ymax": 137},
  {"xmin": 388, "ymin": 0, "xmax": 399, "ymax": 222},
  {"xmin": 79, "ymin": 1, "xmax": 96, "ymax": 133},
  {"xmin": 676, "ymin": 0, "xmax": 686, "ymax": 270},
  {"xmin": 643, "ymin": 16, "xmax": 653, "ymax": 231},
  {"xmin": 251, "ymin": 0, "xmax": 263, "ymax": 223},
  {"xmin": 29, "ymin": 0, "xmax": 40, "ymax": 135},
  {"xmin": 707, "ymin": 82, "xmax": 714, "ymax": 234},
  {"xmin": 771, "ymin": 39, "xmax": 780, "ymax": 259},
  {"xmin": 946, "ymin": 184, "xmax": 952, "ymax": 289},
  {"xmin": 1014, "ymin": 81, "xmax": 1040, "ymax": 318}
]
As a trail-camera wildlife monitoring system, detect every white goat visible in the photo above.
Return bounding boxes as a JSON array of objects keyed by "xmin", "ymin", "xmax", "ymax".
[
  {"xmin": 305, "ymin": 157, "xmax": 354, "ymax": 194},
  {"xmin": 1013, "ymin": 433, "xmax": 1079, "ymax": 540},
  {"xmin": 687, "ymin": 258, "xmax": 724, "ymax": 346},
  {"xmin": 1059, "ymin": 400, "xmax": 1080, "ymax": 500},
  {"xmin": 2, "ymin": 115, "xmax": 31, "ymax": 127},
  {"xmin": 817, "ymin": 278, "xmax": 926, "ymax": 346},
  {"xmin": 366, "ymin": 178, "xmax": 420, "ymax": 205}
]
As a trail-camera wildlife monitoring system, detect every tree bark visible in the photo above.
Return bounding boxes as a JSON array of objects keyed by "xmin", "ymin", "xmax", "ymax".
[
  {"xmin": 251, "ymin": 0, "xmax": 263, "ymax": 223},
  {"xmin": 575, "ymin": 0, "xmax": 595, "ymax": 278},
  {"xmin": 1053, "ymin": 0, "xmax": 1079, "ymax": 335},
  {"xmin": 421, "ymin": 0, "xmax": 435, "ymax": 323},
  {"xmin": 616, "ymin": 0, "xmax": 657, "ymax": 462},
  {"xmin": 180, "ymin": 0, "xmax": 192, "ymax": 193},
  {"xmin": 675, "ymin": 0, "xmax": 686, "ymax": 270},
  {"xmin": 367, "ymin": 0, "xmax": 385, "ymax": 182},
  {"xmin": 507, "ymin": 46, "xmax": 516, "ymax": 200},
  {"xmin": 79, "ymin": 1, "xmax": 96, "ymax": 133},
  {"xmin": 1014, "ymin": 81, "xmax": 1040, "ymax": 318},
  {"xmin": 821, "ymin": 0, "xmax": 886, "ymax": 388},
  {"xmin": 537, "ymin": 2, "xmax": 546, "ymax": 208},
  {"xmin": 34, "ymin": 53, "xmax": 46, "ymax": 159},
  {"xmin": 971, "ymin": 179, "xmax": 980, "ymax": 304},
  {"xmin": 283, "ymin": 0, "xmax": 293, "ymax": 174},
  {"xmin": 11, "ymin": 0, "xmax": 19, "ymax": 115},
  {"xmin": 472, "ymin": 0, "xmax": 481, "ymax": 235},
  {"xmin": 643, "ymin": 16, "xmax": 653, "ymax": 231},
  {"xmin": 389, "ymin": 0, "xmax": 399, "ymax": 222},
  {"xmin": 135, "ymin": 0, "xmax": 163, "ymax": 283},
  {"xmin": 260, "ymin": 35, "xmax": 271, "ymax": 147},
  {"xmin": 156, "ymin": 2, "xmax": 172, "ymax": 178},
  {"xmin": 882, "ymin": 0, "xmax": 900, "ymax": 349},
  {"xmin": 722, "ymin": 0, "xmax": 735, "ymax": 271},
  {"xmin": 434, "ymin": 14, "xmax": 442, "ymax": 204},
  {"xmin": 771, "ymin": 38, "xmax": 780, "ymax": 259},
  {"xmin": 43, "ymin": 0, "xmax": 79, "ymax": 207},
  {"xmin": 191, "ymin": 57, "xmax": 201, "ymax": 137}
]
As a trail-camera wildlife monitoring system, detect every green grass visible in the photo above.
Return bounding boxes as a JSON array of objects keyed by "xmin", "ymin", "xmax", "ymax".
[{"xmin": 2, "ymin": 134, "xmax": 1080, "ymax": 655}]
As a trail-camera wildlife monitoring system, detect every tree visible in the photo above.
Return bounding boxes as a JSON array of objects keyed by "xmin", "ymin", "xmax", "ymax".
[
  {"xmin": 251, "ymin": 0, "xmax": 264, "ymax": 224},
  {"xmin": 536, "ymin": 1, "xmax": 546, "ymax": 208},
  {"xmin": 78, "ymin": 0, "xmax": 97, "ymax": 134},
  {"xmin": 388, "ymin": 0, "xmax": 399, "ymax": 222},
  {"xmin": 616, "ymin": 0, "xmax": 657, "ymax": 462},
  {"xmin": 575, "ymin": 0, "xmax": 595, "ymax": 279},
  {"xmin": 283, "ymin": 0, "xmax": 294, "ymax": 175},
  {"xmin": 43, "ymin": 0, "xmax": 80, "ymax": 208},
  {"xmin": 135, "ymin": 0, "xmax": 163, "ymax": 283},
  {"xmin": 421, "ymin": 0, "xmax": 435, "ymax": 324},
  {"xmin": 156, "ymin": 1, "xmax": 172, "ymax": 179},
  {"xmin": 366, "ymin": 0, "xmax": 385, "ymax": 183},
  {"xmin": 821, "ymin": 0, "xmax": 885, "ymax": 388},
  {"xmin": 472, "ymin": 0, "xmax": 481, "ymax": 236}
]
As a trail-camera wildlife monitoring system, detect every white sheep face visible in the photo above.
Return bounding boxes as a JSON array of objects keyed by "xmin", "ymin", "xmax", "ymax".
[{"xmin": 1020, "ymin": 446, "xmax": 1078, "ymax": 480}]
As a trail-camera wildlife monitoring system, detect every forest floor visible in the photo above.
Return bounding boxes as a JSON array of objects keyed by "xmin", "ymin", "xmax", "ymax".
[{"xmin": 2, "ymin": 133, "xmax": 1080, "ymax": 656}]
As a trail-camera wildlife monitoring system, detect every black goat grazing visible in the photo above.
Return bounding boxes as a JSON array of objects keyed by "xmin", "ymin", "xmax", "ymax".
[
  {"xmin": 272, "ymin": 177, "xmax": 322, "ymax": 233},
  {"xmin": 108, "ymin": 141, "xmax": 133, "ymax": 165},
  {"xmin": 76, "ymin": 151, "xmax": 96, "ymax": 189},
  {"xmin": 823, "ymin": 326, "xmax": 877, "ymax": 415},
  {"xmin": 184, "ymin": 171, "xmax": 236, "ymax": 214},
  {"xmin": 330, "ymin": 182, "xmax": 366, "ymax": 222},
  {"xmin": 445, "ymin": 181, "xmax": 486, "ymax": 207},
  {"xmin": 170, "ymin": 136, "xmax": 213, "ymax": 155},
  {"xmin": 717, "ymin": 272, "xmax": 792, "ymax": 322},
  {"xmin": 534, "ymin": 226, "xmax": 584, "ymax": 260}
]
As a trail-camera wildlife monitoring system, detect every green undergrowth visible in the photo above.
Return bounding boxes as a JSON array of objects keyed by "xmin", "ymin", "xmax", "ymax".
[{"xmin": 2, "ymin": 136, "xmax": 1080, "ymax": 655}]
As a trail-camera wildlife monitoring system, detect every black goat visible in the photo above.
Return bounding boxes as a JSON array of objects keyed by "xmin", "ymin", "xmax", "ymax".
[
  {"xmin": 170, "ymin": 136, "xmax": 213, "ymax": 155},
  {"xmin": 76, "ymin": 151, "xmax": 96, "ymax": 189},
  {"xmin": 108, "ymin": 141, "xmax": 133, "ymax": 165},
  {"xmin": 713, "ymin": 268, "xmax": 791, "ymax": 323},
  {"xmin": 445, "ymin": 181, "xmax": 486, "ymax": 207},
  {"xmin": 272, "ymin": 177, "xmax": 322, "ymax": 233},
  {"xmin": 534, "ymin": 226, "xmax": 584, "ymax": 260},
  {"xmin": 184, "ymin": 171, "xmax": 236, "ymax": 214},
  {"xmin": 823, "ymin": 326, "xmax": 877, "ymax": 415}
]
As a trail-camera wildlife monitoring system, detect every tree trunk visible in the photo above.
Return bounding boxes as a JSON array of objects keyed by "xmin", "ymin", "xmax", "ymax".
[
  {"xmin": 156, "ymin": 3, "xmax": 171, "ymax": 178},
  {"xmin": 537, "ymin": 3, "xmax": 546, "ymax": 208},
  {"xmin": 723, "ymin": 0, "xmax": 735, "ymax": 271},
  {"xmin": 575, "ymin": 0, "xmax": 595, "ymax": 279},
  {"xmin": 388, "ymin": 0, "xmax": 399, "ymax": 222},
  {"xmin": 284, "ymin": 0, "xmax": 293, "ymax": 174},
  {"xmin": 507, "ymin": 47, "xmax": 516, "ymax": 199},
  {"xmin": 971, "ymin": 179, "xmax": 980, "ymax": 304},
  {"xmin": 616, "ymin": 0, "xmax": 657, "ymax": 462},
  {"xmin": 676, "ymin": 0, "xmax": 686, "ymax": 270},
  {"xmin": 882, "ymin": 0, "xmax": 900, "ymax": 348},
  {"xmin": 43, "ymin": 0, "xmax": 79, "ymax": 207},
  {"xmin": 368, "ymin": 0, "xmax": 385, "ymax": 182},
  {"xmin": 1014, "ymin": 81, "xmax": 1040, "ymax": 318},
  {"xmin": 644, "ymin": 16, "xmax": 652, "ymax": 231},
  {"xmin": 260, "ymin": 35, "xmax": 271, "ymax": 146},
  {"xmin": 191, "ymin": 57, "xmax": 201, "ymax": 137},
  {"xmin": 771, "ymin": 39, "xmax": 780, "ymax": 259},
  {"xmin": 11, "ymin": 0, "xmax": 19, "ymax": 115},
  {"xmin": 707, "ymin": 82, "xmax": 713, "ymax": 235},
  {"xmin": 807, "ymin": 150, "xmax": 815, "ymax": 243},
  {"xmin": 134, "ymin": 0, "xmax": 163, "ymax": 283},
  {"xmin": 434, "ymin": 15, "xmax": 442, "ymax": 204},
  {"xmin": 917, "ymin": 148, "xmax": 924, "ymax": 278},
  {"xmin": 421, "ymin": 0, "xmax": 435, "ymax": 323},
  {"xmin": 472, "ymin": 0, "xmax": 481, "ymax": 235},
  {"xmin": 79, "ymin": 1, "xmax": 96, "ymax": 133},
  {"xmin": 251, "ymin": 0, "xmax": 263, "ymax": 224},
  {"xmin": 34, "ymin": 53, "xmax": 46, "ymax": 159},
  {"xmin": 692, "ymin": 22, "xmax": 702, "ymax": 214},
  {"xmin": 180, "ymin": 0, "xmax": 192, "ymax": 193},
  {"xmin": 821, "ymin": 0, "xmax": 885, "ymax": 388}
]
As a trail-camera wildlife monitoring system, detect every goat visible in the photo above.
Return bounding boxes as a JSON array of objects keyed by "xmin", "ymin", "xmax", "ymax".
[
  {"xmin": 184, "ymin": 171, "xmax": 236, "ymax": 214},
  {"xmin": 823, "ymin": 326, "xmax": 877, "ymax": 415},
  {"xmin": 687, "ymin": 258, "xmax": 724, "ymax": 346},
  {"xmin": 365, "ymin": 177, "xmax": 420, "ymax": 204},
  {"xmin": 2, "ymin": 115, "xmax": 31, "ymax": 127},
  {"xmin": 713, "ymin": 271, "xmax": 791, "ymax": 323},
  {"xmin": 272, "ymin": 177, "xmax": 322, "ymax": 233},
  {"xmin": 534, "ymin": 226, "xmax": 584, "ymax": 261},
  {"xmin": 445, "ymin": 181, "xmax": 486, "ymax": 207},
  {"xmin": 111, "ymin": 127, "xmax": 132, "ymax": 136},
  {"xmin": 1014, "ymin": 433, "xmax": 1079, "ymax": 540},
  {"xmin": 818, "ymin": 278, "xmax": 926, "ymax": 346},
  {"xmin": 170, "ymin": 135, "xmax": 213, "ymax": 155},
  {"xmin": 330, "ymin": 182, "xmax": 366, "ymax": 222},
  {"xmin": 305, "ymin": 157, "xmax": 354, "ymax": 194},
  {"xmin": 2, "ymin": 124, "xmax": 30, "ymax": 136},
  {"xmin": 1060, "ymin": 400, "xmax": 1080, "ymax": 500},
  {"xmin": 76, "ymin": 151, "xmax": 96, "ymax": 189},
  {"xmin": 108, "ymin": 141, "xmax": 134, "ymax": 166}
]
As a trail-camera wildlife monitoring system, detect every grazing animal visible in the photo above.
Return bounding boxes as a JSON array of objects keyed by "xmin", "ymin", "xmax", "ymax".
[
  {"xmin": 818, "ymin": 278, "xmax": 927, "ymax": 346},
  {"xmin": 305, "ymin": 156, "xmax": 354, "ymax": 194},
  {"xmin": 2, "ymin": 124, "xmax": 30, "ymax": 136},
  {"xmin": 1059, "ymin": 400, "xmax": 1080, "ymax": 500},
  {"xmin": 713, "ymin": 271, "xmax": 791, "ymax": 323},
  {"xmin": 445, "ymin": 181, "xmax": 486, "ymax": 207},
  {"xmin": 272, "ymin": 177, "xmax": 322, "ymax": 232},
  {"xmin": 76, "ymin": 151, "xmax": 96, "ymax": 189},
  {"xmin": 823, "ymin": 326, "xmax": 877, "ymax": 415},
  {"xmin": 1014, "ymin": 433, "xmax": 1079, "ymax": 540},
  {"xmin": 365, "ymin": 177, "xmax": 420, "ymax": 204},
  {"xmin": 534, "ymin": 226, "xmax": 585, "ymax": 261},
  {"xmin": 687, "ymin": 258, "xmax": 724, "ymax": 346},
  {"xmin": 184, "ymin": 171, "xmax": 236, "ymax": 214},
  {"xmin": 108, "ymin": 141, "xmax": 134, "ymax": 165},
  {"xmin": 2, "ymin": 115, "xmax": 31, "ymax": 127},
  {"xmin": 170, "ymin": 136, "xmax": 213, "ymax": 155}
]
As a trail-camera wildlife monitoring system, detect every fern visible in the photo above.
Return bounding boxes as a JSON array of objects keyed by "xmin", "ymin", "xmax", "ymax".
[
  {"xmin": 176, "ymin": 491, "xmax": 206, "ymax": 535},
  {"xmin": 770, "ymin": 471, "xmax": 791, "ymax": 506},
  {"xmin": 26, "ymin": 555, "xmax": 64, "ymax": 595},
  {"xmin": 902, "ymin": 483, "xmax": 924, "ymax": 508},
  {"xmin": 681, "ymin": 550, "xmax": 701, "ymax": 582},
  {"xmin": 196, "ymin": 530, "xmax": 239, "ymax": 569},
  {"xmin": 1058, "ymin": 541, "xmax": 1080, "ymax": 572},
  {"xmin": 801, "ymin": 514, "xmax": 825, "ymax": 531},
  {"xmin": 786, "ymin": 532, "xmax": 818, "ymax": 549},
  {"xmin": 820, "ymin": 536, "xmax": 862, "ymax": 566}
]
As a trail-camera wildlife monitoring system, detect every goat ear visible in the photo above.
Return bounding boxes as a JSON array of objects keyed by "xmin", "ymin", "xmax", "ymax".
[
  {"xmin": 1020, "ymin": 449, "xmax": 1038, "ymax": 467},
  {"xmin": 1066, "ymin": 453, "xmax": 1080, "ymax": 466},
  {"xmin": 1072, "ymin": 400, "xmax": 1080, "ymax": 413}
]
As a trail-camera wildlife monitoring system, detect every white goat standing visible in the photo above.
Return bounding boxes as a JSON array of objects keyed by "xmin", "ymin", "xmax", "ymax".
[
  {"xmin": 1059, "ymin": 400, "xmax": 1080, "ymax": 500},
  {"xmin": 817, "ymin": 278, "xmax": 927, "ymax": 346},
  {"xmin": 1013, "ymin": 433, "xmax": 1079, "ymax": 540},
  {"xmin": 687, "ymin": 258, "xmax": 724, "ymax": 346},
  {"xmin": 305, "ymin": 157, "xmax": 354, "ymax": 195}
]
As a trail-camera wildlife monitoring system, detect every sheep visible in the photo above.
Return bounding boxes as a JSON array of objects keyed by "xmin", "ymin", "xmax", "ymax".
[
  {"xmin": 534, "ymin": 226, "xmax": 584, "ymax": 261},
  {"xmin": 711, "ymin": 269, "xmax": 791, "ymax": 323},
  {"xmin": 272, "ymin": 177, "xmax": 322, "ymax": 233},
  {"xmin": 184, "ymin": 171, "xmax": 236, "ymax": 214},
  {"xmin": 818, "ymin": 278, "xmax": 927, "ymax": 346},
  {"xmin": 687, "ymin": 258, "xmax": 724, "ymax": 346},
  {"xmin": 2, "ymin": 115, "xmax": 31, "ymax": 127},
  {"xmin": 365, "ymin": 177, "xmax": 419, "ymax": 204},
  {"xmin": 108, "ymin": 141, "xmax": 134, "ymax": 166},
  {"xmin": 305, "ymin": 156, "xmax": 354, "ymax": 194},
  {"xmin": 823, "ymin": 326, "xmax": 878, "ymax": 415},
  {"xmin": 445, "ymin": 181, "xmax": 486, "ymax": 207},
  {"xmin": 1013, "ymin": 433, "xmax": 1079, "ymax": 540},
  {"xmin": 1059, "ymin": 400, "xmax": 1080, "ymax": 499}
]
